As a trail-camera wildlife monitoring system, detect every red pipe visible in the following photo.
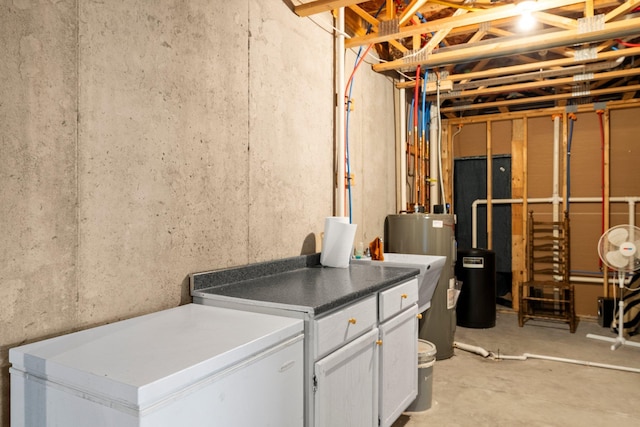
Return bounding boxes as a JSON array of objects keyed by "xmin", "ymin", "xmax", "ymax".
[
  {"xmin": 615, "ymin": 39, "xmax": 640, "ymax": 48},
  {"xmin": 597, "ymin": 109, "xmax": 605, "ymax": 237},
  {"xmin": 413, "ymin": 65, "xmax": 421, "ymax": 208}
]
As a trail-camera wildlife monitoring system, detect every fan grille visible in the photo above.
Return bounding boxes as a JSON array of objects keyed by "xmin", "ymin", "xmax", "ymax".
[{"xmin": 598, "ymin": 225, "xmax": 640, "ymax": 273}]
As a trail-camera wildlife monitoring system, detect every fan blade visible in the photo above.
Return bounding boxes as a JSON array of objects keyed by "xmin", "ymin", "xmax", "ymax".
[
  {"xmin": 607, "ymin": 228, "xmax": 628, "ymax": 247},
  {"xmin": 606, "ymin": 250, "xmax": 628, "ymax": 269}
]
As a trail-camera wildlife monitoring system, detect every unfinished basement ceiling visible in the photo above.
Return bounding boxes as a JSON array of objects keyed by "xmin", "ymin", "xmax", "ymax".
[{"xmin": 294, "ymin": 0, "xmax": 640, "ymax": 117}]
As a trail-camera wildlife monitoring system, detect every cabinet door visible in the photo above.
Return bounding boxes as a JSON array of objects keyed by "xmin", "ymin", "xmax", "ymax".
[
  {"xmin": 314, "ymin": 328, "xmax": 379, "ymax": 427},
  {"xmin": 378, "ymin": 304, "xmax": 418, "ymax": 427}
]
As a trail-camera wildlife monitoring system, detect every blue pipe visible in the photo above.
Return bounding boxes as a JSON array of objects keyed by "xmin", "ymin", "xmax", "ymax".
[{"xmin": 343, "ymin": 3, "xmax": 384, "ymax": 223}]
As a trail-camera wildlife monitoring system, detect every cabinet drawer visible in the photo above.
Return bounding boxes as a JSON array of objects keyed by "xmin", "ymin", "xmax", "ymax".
[
  {"xmin": 378, "ymin": 278, "xmax": 419, "ymax": 322},
  {"xmin": 314, "ymin": 295, "xmax": 377, "ymax": 359}
]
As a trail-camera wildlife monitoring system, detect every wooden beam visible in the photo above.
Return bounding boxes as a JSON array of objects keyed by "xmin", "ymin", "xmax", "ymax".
[
  {"xmin": 396, "ymin": 47, "xmax": 640, "ymax": 89},
  {"xmin": 486, "ymin": 121, "xmax": 493, "ymax": 251},
  {"xmin": 346, "ymin": 0, "xmax": 584, "ymax": 48},
  {"xmin": 374, "ymin": 16, "xmax": 640, "ymax": 72},
  {"xmin": 533, "ymin": 11, "xmax": 578, "ymax": 30},
  {"xmin": 439, "ymin": 84, "xmax": 640, "ymax": 113},
  {"xmin": 421, "ymin": 8, "xmax": 469, "ymax": 53},
  {"xmin": 604, "ymin": 0, "xmax": 640, "ymax": 22},
  {"xmin": 435, "ymin": 67, "xmax": 640, "ymax": 100},
  {"xmin": 348, "ymin": 4, "xmax": 378, "ymax": 27},
  {"xmin": 512, "ymin": 118, "xmax": 526, "ymax": 312},
  {"xmin": 398, "ymin": 0, "xmax": 429, "ymax": 26},
  {"xmin": 294, "ymin": 0, "xmax": 365, "ymax": 17},
  {"xmin": 346, "ymin": 5, "xmax": 408, "ymax": 53},
  {"xmin": 585, "ymin": 0, "xmax": 594, "ymax": 17},
  {"xmin": 443, "ymin": 99, "xmax": 640, "ymax": 124},
  {"xmin": 446, "ymin": 47, "xmax": 640, "ymax": 82}
]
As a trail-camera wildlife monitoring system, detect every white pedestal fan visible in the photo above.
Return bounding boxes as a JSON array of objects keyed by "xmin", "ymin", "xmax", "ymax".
[{"xmin": 587, "ymin": 225, "xmax": 640, "ymax": 351}]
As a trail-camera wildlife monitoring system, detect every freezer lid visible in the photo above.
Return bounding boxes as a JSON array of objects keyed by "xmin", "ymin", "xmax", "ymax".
[{"xmin": 9, "ymin": 304, "xmax": 303, "ymax": 409}]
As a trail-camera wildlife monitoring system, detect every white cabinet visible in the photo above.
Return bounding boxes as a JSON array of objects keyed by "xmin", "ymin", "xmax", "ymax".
[
  {"xmin": 192, "ymin": 273, "xmax": 420, "ymax": 427},
  {"xmin": 378, "ymin": 304, "xmax": 418, "ymax": 427},
  {"xmin": 314, "ymin": 328, "xmax": 379, "ymax": 427},
  {"xmin": 312, "ymin": 278, "xmax": 419, "ymax": 427}
]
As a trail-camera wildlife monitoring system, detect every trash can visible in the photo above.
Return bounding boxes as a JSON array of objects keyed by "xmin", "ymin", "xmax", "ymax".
[
  {"xmin": 404, "ymin": 340, "xmax": 437, "ymax": 412},
  {"xmin": 455, "ymin": 248, "xmax": 496, "ymax": 328}
]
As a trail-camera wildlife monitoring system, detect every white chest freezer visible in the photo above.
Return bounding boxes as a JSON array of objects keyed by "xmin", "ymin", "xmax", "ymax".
[{"xmin": 10, "ymin": 304, "xmax": 304, "ymax": 427}]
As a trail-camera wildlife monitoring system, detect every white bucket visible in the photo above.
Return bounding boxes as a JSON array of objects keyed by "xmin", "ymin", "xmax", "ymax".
[{"xmin": 404, "ymin": 339, "xmax": 437, "ymax": 412}]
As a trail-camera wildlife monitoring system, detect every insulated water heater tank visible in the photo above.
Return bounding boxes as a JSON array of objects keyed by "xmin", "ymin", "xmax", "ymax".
[{"xmin": 384, "ymin": 213, "xmax": 457, "ymax": 360}]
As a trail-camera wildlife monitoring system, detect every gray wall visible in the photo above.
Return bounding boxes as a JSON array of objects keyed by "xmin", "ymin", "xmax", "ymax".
[{"xmin": 0, "ymin": 0, "xmax": 397, "ymax": 423}]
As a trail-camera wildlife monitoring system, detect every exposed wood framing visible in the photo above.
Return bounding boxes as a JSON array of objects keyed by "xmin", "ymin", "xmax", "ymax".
[
  {"xmin": 440, "ymin": 84, "xmax": 640, "ymax": 115},
  {"xmin": 293, "ymin": 0, "xmax": 639, "ymax": 116},
  {"xmin": 511, "ymin": 118, "xmax": 526, "ymax": 311},
  {"xmin": 348, "ymin": 0, "xmax": 586, "ymax": 48},
  {"xmin": 373, "ymin": 16, "xmax": 640, "ymax": 71},
  {"xmin": 294, "ymin": 0, "xmax": 364, "ymax": 17},
  {"xmin": 486, "ymin": 120, "xmax": 493, "ymax": 251}
]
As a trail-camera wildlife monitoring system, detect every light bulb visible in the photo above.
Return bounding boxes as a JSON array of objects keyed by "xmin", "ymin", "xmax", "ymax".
[{"xmin": 519, "ymin": 10, "xmax": 536, "ymax": 31}]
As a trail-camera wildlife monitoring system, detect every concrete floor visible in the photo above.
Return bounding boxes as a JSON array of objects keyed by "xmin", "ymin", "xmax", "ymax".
[{"xmin": 394, "ymin": 310, "xmax": 640, "ymax": 427}]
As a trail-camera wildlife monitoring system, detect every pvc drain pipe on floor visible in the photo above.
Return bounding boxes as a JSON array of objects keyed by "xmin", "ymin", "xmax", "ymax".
[{"xmin": 454, "ymin": 341, "xmax": 640, "ymax": 374}]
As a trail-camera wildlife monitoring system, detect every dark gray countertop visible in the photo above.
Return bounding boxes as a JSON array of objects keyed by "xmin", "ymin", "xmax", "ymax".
[{"xmin": 190, "ymin": 254, "xmax": 419, "ymax": 315}]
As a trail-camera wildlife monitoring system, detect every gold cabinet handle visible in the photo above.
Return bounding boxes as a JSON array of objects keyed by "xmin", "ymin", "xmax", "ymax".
[
  {"xmin": 401, "ymin": 294, "xmax": 408, "ymax": 299},
  {"xmin": 376, "ymin": 339, "xmax": 383, "ymax": 346},
  {"xmin": 416, "ymin": 313, "xmax": 423, "ymax": 320},
  {"xmin": 348, "ymin": 318, "xmax": 357, "ymax": 325}
]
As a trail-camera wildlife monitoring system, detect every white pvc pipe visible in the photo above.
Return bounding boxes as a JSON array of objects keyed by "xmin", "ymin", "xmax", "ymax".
[
  {"xmin": 552, "ymin": 115, "xmax": 560, "ymax": 223},
  {"xmin": 453, "ymin": 341, "xmax": 490, "ymax": 358},
  {"xmin": 429, "ymin": 101, "xmax": 439, "ymax": 210},
  {"xmin": 454, "ymin": 342, "xmax": 640, "ymax": 374},
  {"xmin": 436, "ymin": 80, "xmax": 446, "ymax": 209},
  {"xmin": 470, "ymin": 196, "xmax": 639, "ymax": 283},
  {"xmin": 471, "ymin": 196, "xmax": 640, "ymax": 247},
  {"xmin": 399, "ymin": 79, "xmax": 407, "ymax": 210},
  {"xmin": 335, "ymin": 9, "xmax": 345, "ymax": 217}
]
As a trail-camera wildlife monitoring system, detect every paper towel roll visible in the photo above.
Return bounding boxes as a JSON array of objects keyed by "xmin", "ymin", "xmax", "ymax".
[{"xmin": 320, "ymin": 217, "xmax": 357, "ymax": 268}]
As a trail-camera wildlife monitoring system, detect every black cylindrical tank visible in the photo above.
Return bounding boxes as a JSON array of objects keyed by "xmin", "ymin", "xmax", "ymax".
[{"xmin": 455, "ymin": 248, "xmax": 496, "ymax": 328}]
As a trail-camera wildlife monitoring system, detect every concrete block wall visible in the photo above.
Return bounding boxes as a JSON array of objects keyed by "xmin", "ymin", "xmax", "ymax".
[{"xmin": 0, "ymin": 1, "xmax": 398, "ymax": 424}]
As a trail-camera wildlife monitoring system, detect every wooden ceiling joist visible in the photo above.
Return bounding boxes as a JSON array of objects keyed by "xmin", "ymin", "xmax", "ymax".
[
  {"xmin": 374, "ymin": 16, "xmax": 640, "ymax": 72},
  {"xmin": 440, "ymin": 84, "xmax": 640, "ymax": 114},
  {"xmin": 345, "ymin": 0, "xmax": 585, "ymax": 48},
  {"xmin": 294, "ymin": 0, "xmax": 365, "ymax": 17},
  {"xmin": 292, "ymin": 0, "xmax": 640, "ymax": 116},
  {"xmin": 394, "ymin": 47, "xmax": 640, "ymax": 89},
  {"xmin": 604, "ymin": 0, "xmax": 640, "ymax": 21},
  {"xmin": 433, "ymin": 67, "xmax": 640, "ymax": 101}
]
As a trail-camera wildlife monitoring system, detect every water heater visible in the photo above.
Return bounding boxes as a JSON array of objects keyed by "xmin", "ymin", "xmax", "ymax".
[{"xmin": 385, "ymin": 213, "xmax": 456, "ymax": 360}]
